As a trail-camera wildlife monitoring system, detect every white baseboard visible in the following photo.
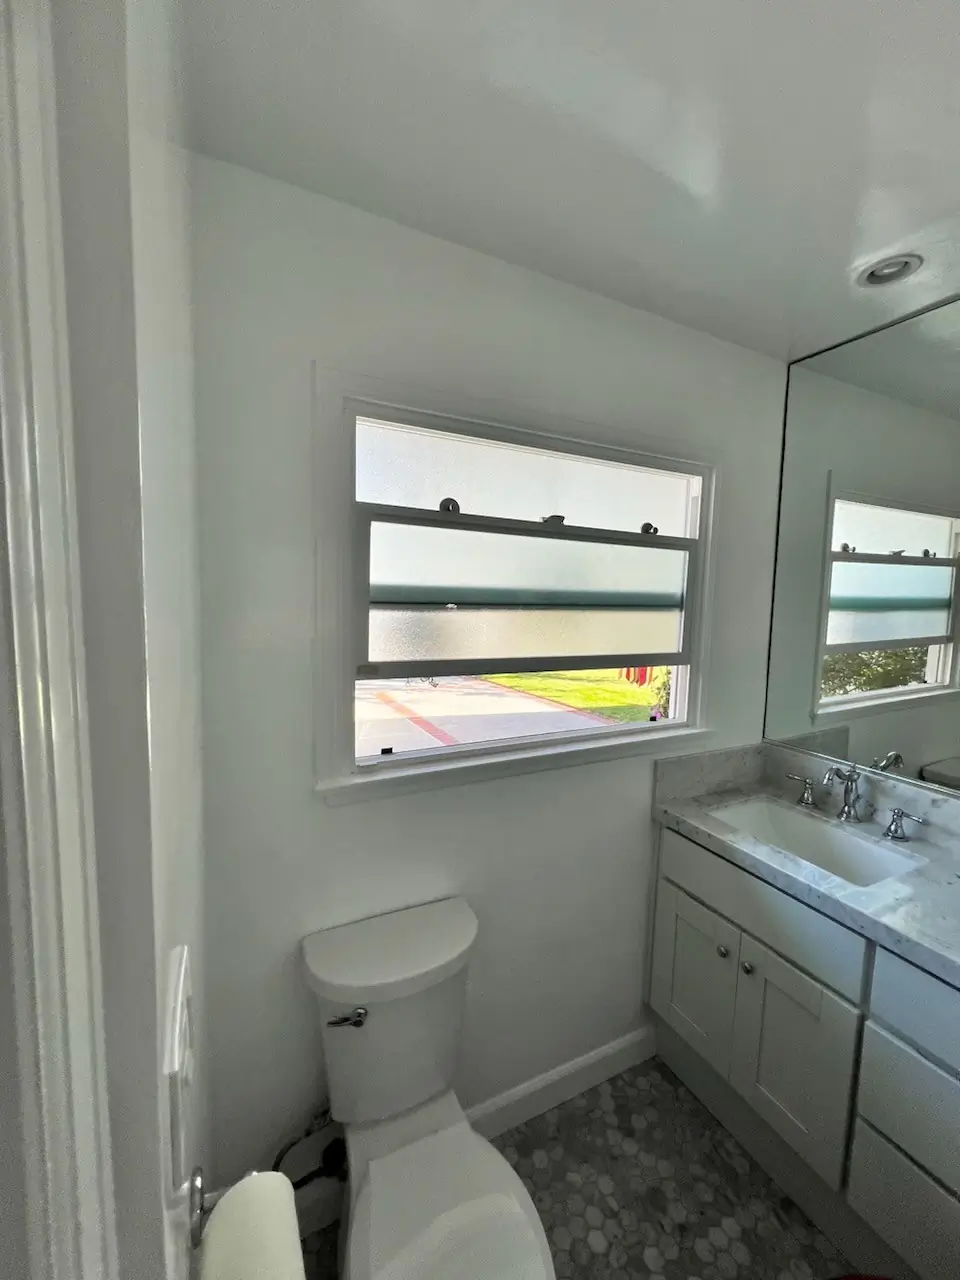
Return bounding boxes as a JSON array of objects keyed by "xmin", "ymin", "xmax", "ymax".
[{"xmin": 467, "ymin": 1023, "xmax": 657, "ymax": 1140}]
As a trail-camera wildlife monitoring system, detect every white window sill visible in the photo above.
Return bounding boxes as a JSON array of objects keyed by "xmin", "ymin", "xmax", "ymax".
[
  {"xmin": 815, "ymin": 684, "xmax": 960, "ymax": 726},
  {"xmin": 317, "ymin": 723, "xmax": 715, "ymax": 805}
]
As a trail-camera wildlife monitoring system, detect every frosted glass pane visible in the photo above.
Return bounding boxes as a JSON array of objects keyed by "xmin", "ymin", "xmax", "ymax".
[
  {"xmin": 827, "ymin": 561, "xmax": 953, "ymax": 644},
  {"xmin": 829, "ymin": 561, "xmax": 953, "ymax": 608},
  {"xmin": 832, "ymin": 500, "xmax": 955, "ymax": 556},
  {"xmin": 357, "ymin": 417, "xmax": 701, "ymax": 537},
  {"xmin": 370, "ymin": 522, "xmax": 687, "ymax": 609},
  {"xmin": 369, "ymin": 607, "xmax": 683, "ymax": 663},
  {"xmin": 826, "ymin": 610, "xmax": 950, "ymax": 645}
]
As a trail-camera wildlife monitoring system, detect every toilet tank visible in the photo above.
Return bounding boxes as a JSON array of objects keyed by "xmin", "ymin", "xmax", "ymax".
[{"xmin": 302, "ymin": 898, "xmax": 479, "ymax": 1124}]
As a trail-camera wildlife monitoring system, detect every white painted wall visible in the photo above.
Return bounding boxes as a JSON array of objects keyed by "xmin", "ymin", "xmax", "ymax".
[
  {"xmin": 767, "ymin": 367, "xmax": 960, "ymax": 775},
  {"xmin": 52, "ymin": 0, "xmax": 204, "ymax": 1275},
  {"xmin": 192, "ymin": 155, "xmax": 786, "ymax": 1182}
]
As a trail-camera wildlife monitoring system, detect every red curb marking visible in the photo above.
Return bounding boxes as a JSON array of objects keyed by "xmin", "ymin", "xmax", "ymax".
[{"xmin": 375, "ymin": 689, "xmax": 459, "ymax": 746}]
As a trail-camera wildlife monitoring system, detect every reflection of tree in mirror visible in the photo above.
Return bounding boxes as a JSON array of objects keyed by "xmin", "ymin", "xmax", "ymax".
[{"xmin": 822, "ymin": 647, "xmax": 927, "ymax": 697}]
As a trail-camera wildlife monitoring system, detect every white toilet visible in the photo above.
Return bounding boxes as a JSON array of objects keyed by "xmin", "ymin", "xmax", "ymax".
[
  {"xmin": 301, "ymin": 897, "xmax": 555, "ymax": 1280},
  {"xmin": 920, "ymin": 756, "xmax": 960, "ymax": 790}
]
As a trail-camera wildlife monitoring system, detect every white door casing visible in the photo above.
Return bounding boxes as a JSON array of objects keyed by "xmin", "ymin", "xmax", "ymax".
[{"xmin": 0, "ymin": 0, "xmax": 119, "ymax": 1275}]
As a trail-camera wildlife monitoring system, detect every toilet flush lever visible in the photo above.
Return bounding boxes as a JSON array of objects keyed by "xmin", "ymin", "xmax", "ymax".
[{"xmin": 327, "ymin": 1006, "xmax": 368, "ymax": 1028}]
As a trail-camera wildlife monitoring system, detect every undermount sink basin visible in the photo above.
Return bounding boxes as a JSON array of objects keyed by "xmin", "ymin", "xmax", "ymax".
[{"xmin": 709, "ymin": 796, "xmax": 923, "ymax": 888}]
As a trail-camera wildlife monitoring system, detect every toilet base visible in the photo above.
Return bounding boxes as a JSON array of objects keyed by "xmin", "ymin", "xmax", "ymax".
[
  {"xmin": 344, "ymin": 1090, "xmax": 466, "ymax": 1212},
  {"xmin": 340, "ymin": 1092, "xmax": 554, "ymax": 1280}
]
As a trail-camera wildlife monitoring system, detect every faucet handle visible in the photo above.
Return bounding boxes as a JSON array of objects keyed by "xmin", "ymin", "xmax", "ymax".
[
  {"xmin": 883, "ymin": 807, "xmax": 928, "ymax": 842},
  {"xmin": 786, "ymin": 774, "xmax": 817, "ymax": 807}
]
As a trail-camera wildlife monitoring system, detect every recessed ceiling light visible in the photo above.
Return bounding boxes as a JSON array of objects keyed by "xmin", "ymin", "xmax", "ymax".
[{"xmin": 856, "ymin": 253, "xmax": 924, "ymax": 287}]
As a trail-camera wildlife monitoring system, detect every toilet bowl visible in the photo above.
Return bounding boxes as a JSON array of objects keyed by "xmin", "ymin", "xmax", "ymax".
[{"xmin": 302, "ymin": 898, "xmax": 554, "ymax": 1280}]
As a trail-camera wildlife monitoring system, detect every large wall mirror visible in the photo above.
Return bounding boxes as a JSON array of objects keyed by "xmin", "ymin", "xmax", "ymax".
[{"xmin": 765, "ymin": 298, "xmax": 960, "ymax": 793}]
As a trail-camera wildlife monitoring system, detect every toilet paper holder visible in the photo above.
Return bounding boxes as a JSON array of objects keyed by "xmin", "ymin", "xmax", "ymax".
[
  {"xmin": 189, "ymin": 1166, "xmax": 281, "ymax": 1250},
  {"xmin": 189, "ymin": 1166, "xmax": 228, "ymax": 1249}
]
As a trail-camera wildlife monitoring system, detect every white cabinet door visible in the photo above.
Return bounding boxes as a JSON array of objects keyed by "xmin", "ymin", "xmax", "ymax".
[
  {"xmin": 730, "ymin": 934, "xmax": 858, "ymax": 1188},
  {"xmin": 651, "ymin": 882, "xmax": 741, "ymax": 1078}
]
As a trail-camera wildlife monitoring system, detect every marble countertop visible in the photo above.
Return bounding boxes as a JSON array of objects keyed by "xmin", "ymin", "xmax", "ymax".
[{"xmin": 655, "ymin": 784, "xmax": 960, "ymax": 990}]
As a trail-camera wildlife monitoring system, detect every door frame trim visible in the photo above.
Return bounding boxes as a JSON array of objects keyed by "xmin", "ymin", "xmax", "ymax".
[{"xmin": 0, "ymin": 0, "xmax": 119, "ymax": 1276}]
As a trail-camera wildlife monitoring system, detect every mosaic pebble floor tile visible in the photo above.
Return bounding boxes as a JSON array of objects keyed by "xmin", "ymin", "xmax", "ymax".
[{"xmin": 302, "ymin": 1058, "xmax": 851, "ymax": 1279}]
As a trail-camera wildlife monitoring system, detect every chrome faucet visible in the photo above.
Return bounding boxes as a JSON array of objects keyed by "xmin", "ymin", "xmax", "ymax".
[
  {"xmin": 873, "ymin": 751, "xmax": 905, "ymax": 773},
  {"xmin": 822, "ymin": 765, "xmax": 863, "ymax": 822}
]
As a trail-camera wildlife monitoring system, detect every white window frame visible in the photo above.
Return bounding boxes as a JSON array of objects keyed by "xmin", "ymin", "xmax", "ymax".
[
  {"xmin": 812, "ymin": 487, "xmax": 960, "ymax": 721},
  {"xmin": 314, "ymin": 384, "xmax": 714, "ymax": 800}
]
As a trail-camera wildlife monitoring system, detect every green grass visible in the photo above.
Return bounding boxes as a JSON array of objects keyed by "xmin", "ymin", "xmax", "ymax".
[{"xmin": 484, "ymin": 669, "xmax": 662, "ymax": 724}]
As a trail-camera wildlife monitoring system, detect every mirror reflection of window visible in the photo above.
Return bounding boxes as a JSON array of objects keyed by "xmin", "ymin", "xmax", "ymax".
[{"xmin": 821, "ymin": 500, "xmax": 959, "ymax": 707}]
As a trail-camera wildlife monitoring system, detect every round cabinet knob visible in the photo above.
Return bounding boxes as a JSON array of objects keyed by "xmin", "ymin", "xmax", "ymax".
[
  {"xmin": 717, "ymin": 945, "xmax": 729, "ymax": 959},
  {"xmin": 741, "ymin": 961, "xmax": 755, "ymax": 975}
]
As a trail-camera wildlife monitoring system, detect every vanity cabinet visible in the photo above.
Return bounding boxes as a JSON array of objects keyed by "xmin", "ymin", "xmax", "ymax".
[
  {"xmin": 847, "ymin": 1121, "xmax": 960, "ymax": 1280},
  {"xmin": 846, "ymin": 949, "xmax": 960, "ymax": 1280},
  {"xmin": 652, "ymin": 829, "xmax": 864, "ymax": 1189},
  {"xmin": 651, "ymin": 805, "xmax": 960, "ymax": 1279}
]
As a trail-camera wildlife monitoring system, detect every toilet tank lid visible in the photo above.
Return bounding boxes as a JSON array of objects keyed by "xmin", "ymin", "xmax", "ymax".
[
  {"xmin": 920, "ymin": 756, "xmax": 960, "ymax": 787},
  {"xmin": 301, "ymin": 897, "xmax": 478, "ymax": 1003}
]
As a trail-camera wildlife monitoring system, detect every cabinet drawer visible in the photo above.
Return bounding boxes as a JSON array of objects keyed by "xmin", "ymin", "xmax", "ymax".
[
  {"xmin": 848, "ymin": 1119, "xmax": 960, "ymax": 1280},
  {"xmin": 859, "ymin": 1021, "xmax": 960, "ymax": 1196},
  {"xmin": 660, "ymin": 829, "xmax": 866, "ymax": 1002},
  {"xmin": 871, "ymin": 948, "xmax": 960, "ymax": 1073}
]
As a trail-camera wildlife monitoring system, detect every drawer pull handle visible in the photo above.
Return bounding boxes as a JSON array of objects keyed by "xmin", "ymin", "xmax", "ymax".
[
  {"xmin": 717, "ymin": 945, "xmax": 729, "ymax": 959},
  {"xmin": 741, "ymin": 961, "xmax": 755, "ymax": 975}
]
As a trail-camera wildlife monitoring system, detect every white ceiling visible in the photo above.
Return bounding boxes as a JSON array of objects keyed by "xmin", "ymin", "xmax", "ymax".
[
  {"xmin": 183, "ymin": 0, "xmax": 960, "ymax": 360},
  {"xmin": 803, "ymin": 298, "xmax": 960, "ymax": 421}
]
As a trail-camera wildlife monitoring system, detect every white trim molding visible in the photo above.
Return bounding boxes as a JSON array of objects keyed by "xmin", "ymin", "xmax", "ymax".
[
  {"xmin": 0, "ymin": 0, "xmax": 118, "ymax": 1276},
  {"xmin": 468, "ymin": 1023, "xmax": 657, "ymax": 1140}
]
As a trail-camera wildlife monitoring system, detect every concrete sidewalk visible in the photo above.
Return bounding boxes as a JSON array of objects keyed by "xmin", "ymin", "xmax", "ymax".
[{"xmin": 355, "ymin": 677, "xmax": 612, "ymax": 758}]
